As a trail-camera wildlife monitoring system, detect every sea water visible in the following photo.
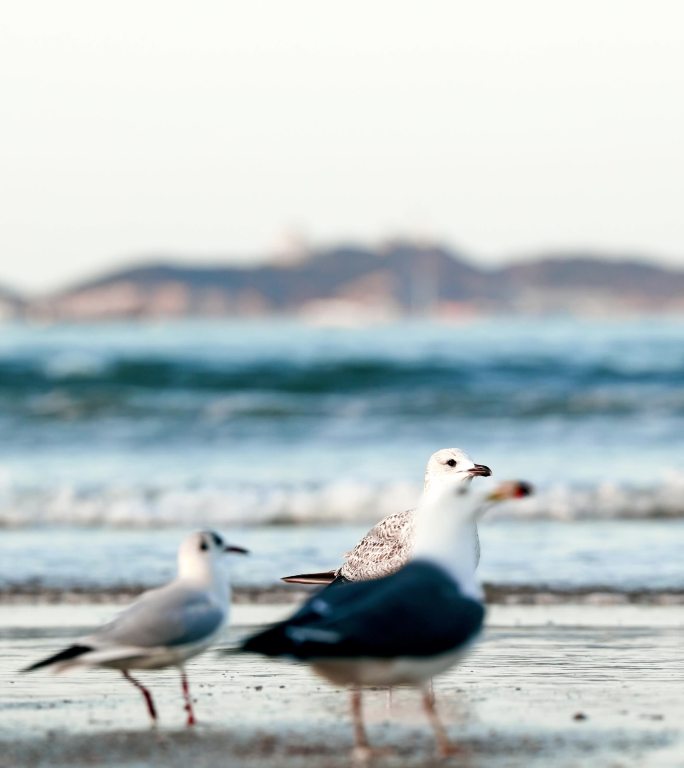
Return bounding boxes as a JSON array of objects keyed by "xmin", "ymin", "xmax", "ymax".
[{"xmin": 1, "ymin": 318, "xmax": 683, "ymax": 591}]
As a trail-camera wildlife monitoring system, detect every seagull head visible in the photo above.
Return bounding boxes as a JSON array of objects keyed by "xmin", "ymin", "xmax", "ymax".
[
  {"xmin": 423, "ymin": 448, "xmax": 492, "ymax": 493},
  {"xmin": 486, "ymin": 480, "xmax": 533, "ymax": 502},
  {"xmin": 178, "ymin": 530, "xmax": 248, "ymax": 582}
]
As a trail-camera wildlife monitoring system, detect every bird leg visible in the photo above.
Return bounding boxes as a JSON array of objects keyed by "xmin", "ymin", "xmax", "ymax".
[
  {"xmin": 426, "ymin": 678, "xmax": 435, "ymax": 705},
  {"xmin": 122, "ymin": 670, "xmax": 158, "ymax": 725},
  {"xmin": 350, "ymin": 687, "xmax": 394, "ymax": 762},
  {"xmin": 422, "ymin": 687, "xmax": 461, "ymax": 757},
  {"xmin": 351, "ymin": 687, "xmax": 370, "ymax": 756},
  {"xmin": 180, "ymin": 667, "xmax": 196, "ymax": 727}
]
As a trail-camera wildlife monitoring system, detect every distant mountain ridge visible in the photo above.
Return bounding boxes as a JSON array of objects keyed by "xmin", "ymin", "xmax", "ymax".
[
  {"xmin": 0, "ymin": 283, "xmax": 24, "ymax": 319},
  {"xmin": 6, "ymin": 243, "xmax": 684, "ymax": 320}
]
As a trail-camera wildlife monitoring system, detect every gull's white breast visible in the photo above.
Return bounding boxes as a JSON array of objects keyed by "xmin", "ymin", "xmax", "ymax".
[{"xmin": 311, "ymin": 645, "xmax": 475, "ymax": 687}]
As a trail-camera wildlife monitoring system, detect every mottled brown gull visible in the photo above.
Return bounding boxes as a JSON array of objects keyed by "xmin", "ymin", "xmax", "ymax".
[{"xmin": 282, "ymin": 448, "xmax": 526, "ymax": 586}]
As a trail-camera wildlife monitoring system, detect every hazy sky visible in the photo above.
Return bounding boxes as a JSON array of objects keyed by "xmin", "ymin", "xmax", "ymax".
[{"xmin": 2, "ymin": 1, "xmax": 684, "ymax": 292}]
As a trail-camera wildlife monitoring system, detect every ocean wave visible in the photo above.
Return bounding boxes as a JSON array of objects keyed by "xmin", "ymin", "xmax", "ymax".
[
  {"xmin": 2, "ymin": 355, "xmax": 684, "ymax": 422},
  {"xmin": 2, "ymin": 476, "xmax": 684, "ymax": 527},
  {"xmin": 2, "ymin": 353, "xmax": 684, "ymax": 390},
  {"xmin": 36, "ymin": 358, "xmax": 684, "ymax": 394}
]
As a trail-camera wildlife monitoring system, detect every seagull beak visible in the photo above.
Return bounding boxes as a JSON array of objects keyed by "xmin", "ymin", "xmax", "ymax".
[
  {"xmin": 224, "ymin": 545, "xmax": 249, "ymax": 555},
  {"xmin": 468, "ymin": 464, "xmax": 492, "ymax": 478}
]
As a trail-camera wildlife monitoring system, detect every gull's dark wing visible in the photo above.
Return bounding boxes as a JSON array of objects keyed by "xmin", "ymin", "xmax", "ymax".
[{"xmin": 243, "ymin": 561, "xmax": 484, "ymax": 660}]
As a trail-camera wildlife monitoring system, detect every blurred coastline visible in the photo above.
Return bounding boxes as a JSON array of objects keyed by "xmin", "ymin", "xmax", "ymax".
[{"xmin": 3, "ymin": 245, "xmax": 684, "ymax": 323}]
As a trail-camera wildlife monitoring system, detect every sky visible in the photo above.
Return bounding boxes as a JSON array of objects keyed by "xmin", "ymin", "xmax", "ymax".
[{"xmin": 1, "ymin": 1, "xmax": 684, "ymax": 293}]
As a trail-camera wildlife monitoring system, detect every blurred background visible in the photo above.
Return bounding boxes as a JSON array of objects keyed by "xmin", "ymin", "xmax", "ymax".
[{"xmin": 1, "ymin": 1, "xmax": 683, "ymax": 598}]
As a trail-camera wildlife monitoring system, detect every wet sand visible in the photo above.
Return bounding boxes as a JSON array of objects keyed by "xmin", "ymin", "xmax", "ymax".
[{"xmin": 1, "ymin": 603, "xmax": 682, "ymax": 767}]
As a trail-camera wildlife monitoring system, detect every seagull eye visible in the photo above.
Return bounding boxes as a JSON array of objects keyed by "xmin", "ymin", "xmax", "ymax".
[{"xmin": 446, "ymin": 459, "xmax": 457, "ymax": 467}]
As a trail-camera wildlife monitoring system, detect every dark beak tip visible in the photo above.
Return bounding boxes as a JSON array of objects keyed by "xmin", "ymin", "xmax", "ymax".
[
  {"xmin": 225, "ymin": 545, "xmax": 249, "ymax": 555},
  {"xmin": 470, "ymin": 464, "xmax": 492, "ymax": 478}
]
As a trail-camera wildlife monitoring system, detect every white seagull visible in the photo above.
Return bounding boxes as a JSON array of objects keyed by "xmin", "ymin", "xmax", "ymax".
[
  {"xmin": 282, "ymin": 447, "xmax": 497, "ymax": 585},
  {"xmin": 23, "ymin": 530, "xmax": 247, "ymax": 727},
  {"xmin": 242, "ymin": 477, "xmax": 486, "ymax": 759}
]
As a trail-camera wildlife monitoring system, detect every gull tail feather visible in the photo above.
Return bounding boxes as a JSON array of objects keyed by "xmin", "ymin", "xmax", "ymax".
[
  {"xmin": 281, "ymin": 570, "xmax": 337, "ymax": 585},
  {"xmin": 65, "ymin": 646, "xmax": 154, "ymax": 668},
  {"xmin": 23, "ymin": 645, "xmax": 152, "ymax": 674},
  {"xmin": 241, "ymin": 624, "xmax": 292, "ymax": 657},
  {"xmin": 22, "ymin": 644, "xmax": 94, "ymax": 673}
]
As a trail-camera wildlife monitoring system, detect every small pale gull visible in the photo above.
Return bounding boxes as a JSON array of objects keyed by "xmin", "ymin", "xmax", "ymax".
[{"xmin": 23, "ymin": 530, "xmax": 247, "ymax": 727}]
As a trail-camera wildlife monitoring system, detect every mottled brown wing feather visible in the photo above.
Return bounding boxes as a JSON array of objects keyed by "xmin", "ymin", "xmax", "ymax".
[{"xmin": 338, "ymin": 509, "xmax": 416, "ymax": 581}]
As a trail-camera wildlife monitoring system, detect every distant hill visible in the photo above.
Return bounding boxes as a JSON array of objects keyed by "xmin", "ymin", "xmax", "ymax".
[
  {"xmin": 497, "ymin": 254, "xmax": 684, "ymax": 314},
  {"xmin": 11, "ymin": 243, "xmax": 684, "ymax": 321},
  {"xmin": 0, "ymin": 284, "xmax": 24, "ymax": 319}
]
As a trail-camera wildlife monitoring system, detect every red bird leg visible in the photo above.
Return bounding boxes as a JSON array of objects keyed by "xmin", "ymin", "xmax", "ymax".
[
  {"xmin": 180, "ymin": 668, "xmax": 196, "ymax": 727},
  {"xmin": 122, "ymin": 670, "xmax": 158, "ymax": 725}
]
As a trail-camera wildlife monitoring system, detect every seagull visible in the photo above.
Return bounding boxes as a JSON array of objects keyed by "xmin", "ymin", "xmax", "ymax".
[
  {"xmin": 242, "ymin": 478, "xmax": 486, "ymax": 759},
  {"xmin": 22, "ymin": 530, "xmax": 247, "ymax": 727},
  {"xmin": 282, "ymin": 447, "xmax": 497, "ymax": 586}
]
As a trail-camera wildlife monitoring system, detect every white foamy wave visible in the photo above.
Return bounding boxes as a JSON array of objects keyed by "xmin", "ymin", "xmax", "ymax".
[
  {"xmin": 2, "ymin": 474, "xmax": 684, "ymax": 527},
  {"xmin": 0, "ymin": 481, "xmax": 420, "ymax": 528}
]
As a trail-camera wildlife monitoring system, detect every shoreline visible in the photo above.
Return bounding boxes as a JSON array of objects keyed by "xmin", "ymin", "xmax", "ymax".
[
  {"xmin": 1, "ymin": 602, "xmax": 681, "ymax": 767},
  {"xmin": 2, "ymin": 583, "xmax": 683, "ymax": 606}
]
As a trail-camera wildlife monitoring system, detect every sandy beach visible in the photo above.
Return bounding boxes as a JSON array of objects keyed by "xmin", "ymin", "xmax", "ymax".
[{"xmin": 1, "ymin": 602, "xmax": 681, "ymax": 768}]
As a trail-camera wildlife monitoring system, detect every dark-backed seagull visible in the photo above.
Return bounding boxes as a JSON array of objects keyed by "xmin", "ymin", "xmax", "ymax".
[
  {"xmin": 23, "ymin": 530, "xmax": 247, "ymax": 727},
  {"xmin": 282, "ymin": 447, "xmax": 498, "ymax": 586},
  {"xmin": 242, "ymin": 480, "xmax": 486, "ymax": 759}
]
